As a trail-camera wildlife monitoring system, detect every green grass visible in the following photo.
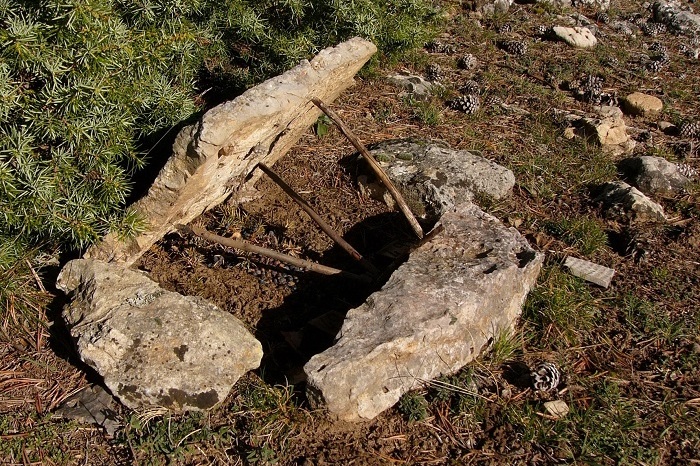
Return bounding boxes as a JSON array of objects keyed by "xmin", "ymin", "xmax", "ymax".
[
  {"xmin": 522, "ymin": 265, "xmax": 600, "ymax": 347},
  {"xmin": 545, "ymin": 216, "xmax": 609, "ymax": 256}
]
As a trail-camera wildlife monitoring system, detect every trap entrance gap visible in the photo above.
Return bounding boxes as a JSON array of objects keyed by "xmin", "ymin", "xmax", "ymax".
[{"xmin": 138, "ymin": 150, "xmax": 436, "ymax": 386}]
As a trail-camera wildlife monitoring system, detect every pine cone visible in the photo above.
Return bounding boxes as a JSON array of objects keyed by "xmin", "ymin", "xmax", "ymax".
[
  {"xmin": 531, "ymin": 362, "xmax": 561, "ymax": 392},
  {"xmin": 425, "ymin": 40, "xmax": 456, "ymax": 54},
  {"xmin": 646, "ymin": 57, "xmax": 666, "ymax": 72},
  {"xmin": 425, "ymin": 63, "xmax": 443, "ymax": 82},
  {"xmin": 641, "ymin": 22, "xmax": 667, "ymax": 36},
  {"xmin": 460, "ymin": 80, "xmax": 480, "ymax": 95},
  {"xmin": 648, "ymin": 41, "xmax": 667, "ymax": 54},
  {"xmin": 572, "ymin": 74, "xmax": 604, "ymax": 103},
  {"xmin": 449, "ymin": 94, "xmax": 480, "ymax": 114},
  {"xmin": 676, "ymin": 163, "xmax": 698, "ymax": 179},
  {"xmin": 457, "ymin": 53, "xmax": 477, "ymax": 70},
  {"xmin": 498, "ymin": 40, "xmax": 528, "ymax": 56},
  {"xmin": 535, "ymin": 25, "xmax": 553, "ymax": 37},
  {"xmin": 497, "ymin": 23, "xmax": 513, "ymax": 34},
  {"xmin": 679, "ymin": 121, "xmax": 700, "ymax": 139},
  {"xmin": 596, "ymin": 12, "xmax": 610, "ymax": 24}
]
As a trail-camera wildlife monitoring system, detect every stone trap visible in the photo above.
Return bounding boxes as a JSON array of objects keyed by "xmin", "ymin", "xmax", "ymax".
[{"xmin": 55, "ymin": 38, "xmax": 542, "ymax": 423}]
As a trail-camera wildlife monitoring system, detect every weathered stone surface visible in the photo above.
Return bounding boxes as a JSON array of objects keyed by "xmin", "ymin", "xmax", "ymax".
[
  {"xmin": 653, "ymin": 0, "xmax": 700, "ymax": 35},
  {"xmin": 596, "ymin": 181, "xmax": 666, "ymax": 222},
  {"xmin": 386, "ymin": 73, "xmax": 438, "ymax": 98},
  {"xmin": 578, "ymin": 106, "xmax": 629, "ymax": 147},
  {"xmin": 364, "ymin": 139, "xmax": 515, "ymax": 221},
  {"xmin": 553, "ymin": 26, "xmax": 598, "ymax": 48},
  {"xmin": 621, "ymin": 92, "xmax": 663, "ymax": 117},
  {"xmin": 56, "ymin": 259, "xmax": 263, "ymax": 411},
  {"xmin": 479, "ymin": 0, "xmax": 512, "ymax": 16},
  {"xmin": 620, "ymin": 156, "xmax": 691, "ymax": 196},
  {"xmin": 86, "ymin": 38, "xmax": 377, "ymax": 266},
  {"xmin": 304, "ymin": 202, "xmax": 543, "ymax": 421}
]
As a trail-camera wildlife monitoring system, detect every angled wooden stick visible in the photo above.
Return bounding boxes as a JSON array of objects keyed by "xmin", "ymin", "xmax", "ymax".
[
  {"xmin": 257, "ymin": 162, "xmax": 379, "ymax": 276},
  {"xmin": 311, "ymin": 98, "xmax": 424, "ymax": 239},
  {"xmin": 175, "ymin": 224, "xmax": 372, "ymax": 283}
]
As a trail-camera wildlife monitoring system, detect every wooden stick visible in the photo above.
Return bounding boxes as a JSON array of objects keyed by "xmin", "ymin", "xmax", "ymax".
[
  {"xmin": 257, "ymin": 162, "xmax": 379, "ymax": 276},
  {"xmin": 175, "ymin": 224, "xmax": 372, "ymax": 283},
  {"xmin": 311, "ymin": 98, "xmax": 424, "ymax": 239}
]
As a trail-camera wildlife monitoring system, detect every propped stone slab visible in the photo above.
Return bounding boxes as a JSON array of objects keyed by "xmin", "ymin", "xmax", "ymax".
[
  {"xmin": 86, "ymin": 37, "xmax": 377, "ymax": 266},
  {"xmin": 56, "ymin": 259, "xmax": 263, "ymax": 411},
  {"xmin": 304, "ymin": 202, "xmax": 543, "ymax": 421}
]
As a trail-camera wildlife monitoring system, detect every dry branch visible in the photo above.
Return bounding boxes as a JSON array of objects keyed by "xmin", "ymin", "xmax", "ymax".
[
  {"xmin": 257, "ymin": 162, "xmax": 379, "ymax": 276},
  {"xmin": 311, "ymin": 98, "xmax": 424, "ymax": 239},
  {"xmin": 175, "ymin": 224, "xmax": 372, "ymax": 283}
]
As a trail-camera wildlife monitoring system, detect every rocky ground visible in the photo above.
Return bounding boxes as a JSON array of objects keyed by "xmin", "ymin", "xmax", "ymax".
[{"xmin": 2, "ymin": 0, "xmax": 700, "ymax": 464}]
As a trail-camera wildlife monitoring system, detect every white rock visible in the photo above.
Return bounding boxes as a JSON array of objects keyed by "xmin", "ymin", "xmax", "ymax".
[
  {"xmin": 56, "ymin": 259, "xmax": 263, "ymax": 412},
  {"xmin": 579, "ymin": 106, "xmax": 629, "ymax": 147},
  {"xmin": 86, "ymin": 38, "xmax": 377, "ymax": 266},
  {"xmin": 564, "ymin": 256, "xmax": 615, "ymax": 288},
  {"xmin": 544, "ymin": 400, "xmax": 570, "ymax": 419},
  {"xmin": 553, "ymin": 26, "xmax": 598, "ymax": 48},
  {"xmin": 304, "ymin": 202, "xmax": 543, "ymax": 421}
]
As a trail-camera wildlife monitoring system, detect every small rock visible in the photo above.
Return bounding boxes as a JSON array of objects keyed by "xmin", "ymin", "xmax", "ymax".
[
  {"xmin": 596, "ymin": 181, "xmax": 667, "ymax": 222},
  {"xmin": 579, "ymin": 106, "xmax": 629, "ymax": 147},
  {"xmin": 54, "ymin": 384, "xmax": 120, "ymax": 436},
  {"xmin": 387, "ymin": 73, "xmax": 438, "ymax": 98},
  {"xmin": 564, "ymin": 256, "xmax": 615, "ymax": 288},
  {"xmin": 544, "ymin": 400, "xmax": 570, "ymax": 419},
  {"xmin": 619, "ymin": 156, "xmax": 691, "ymax": 196},
  {"xmin": 56, "ymin": 259, "xmax": 263, "ymax": 412},
  {"xmin": 621, "ymin": 92, "xmax": 663, "ymax": 117},
  {"xmin": 553, "ymin": 26, "xmax": 598, "ymax": 48}
]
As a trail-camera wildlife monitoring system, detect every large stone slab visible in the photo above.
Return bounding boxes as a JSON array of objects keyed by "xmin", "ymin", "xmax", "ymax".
[
  {"xmin": 86, "ymin": 38, "xmax": 377, "ymax": 266},
  {"xmin": 553, "ymin": 26, "xmax": 597, "ymax": 49},
  {"xmin": 304, "ymin": 202, "xmax": 543, "ymax": 421},
  {"xmin": 56, "ymin": 259, "xmax": 263, "ymax": 411}
]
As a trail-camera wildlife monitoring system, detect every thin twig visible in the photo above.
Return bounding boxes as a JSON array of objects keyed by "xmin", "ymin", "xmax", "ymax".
[
  {"xmin": 176, "ymin": 224, "xmax": 372, "ymax": 283},
  {"xmin": 257, "ymin": 162, "xmax": 379, "ymax": 276},
  {"xmin": 311, "ymin": 98, "xmax": 424, "ymax": 239}
]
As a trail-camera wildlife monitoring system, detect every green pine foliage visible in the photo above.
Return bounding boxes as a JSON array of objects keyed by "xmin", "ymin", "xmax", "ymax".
[{"xmin": 0, "ymin": 0, "xmax": 439, "ymax": 320}]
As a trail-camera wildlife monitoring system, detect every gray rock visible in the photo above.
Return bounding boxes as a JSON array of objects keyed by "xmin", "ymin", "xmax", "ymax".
[
  {"xmin": 365, "ymin": 140, "xmax": 515, "ymax": 221},
  {"xmin": 553, "ymin": 26, "xmax": 598, "ymax": 48},
  {"xmin": 538, "ymin": 0, "xmax": 610, "ymax": 11},
  {"xmin": 85, "ymin": 38, "xmax": 377, "ymax": 266},
  {"xmin": 620, "ymin": 156, "xmax": 691, "ymax": 195},
  {"xmin": 653, "ymin": 0, "xmax": 700, "ymax": 35},
  {"xmin": 56, "ymin": 259, "xmax": 263, "ymax": 412},
  {"xmin": 386, "ymin": 73, "xmax": 438, "ymax": 98},
  {"xmin": 596, "ymin": 181, "xmax": 666, "ymax": 222},
  {"xmin": 479, "ymin": 0, "xmax": 512, "ymax": 15},
  {"xmin": 304, "ymin": 202, "xmax": 543, "ymax": 421}
]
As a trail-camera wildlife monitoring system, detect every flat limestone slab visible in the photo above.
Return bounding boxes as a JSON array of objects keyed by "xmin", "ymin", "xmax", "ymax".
[
  {"xmin": 86, "ymin": 37, "xmax": 377, "ymax": 266},
  {"xmin": 56, "ymin": 259, "xmax": 263, "ymax": 412},
  {"xmin": 304, "ymin": 202, "xmax": 543, "ymax": 421}
]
